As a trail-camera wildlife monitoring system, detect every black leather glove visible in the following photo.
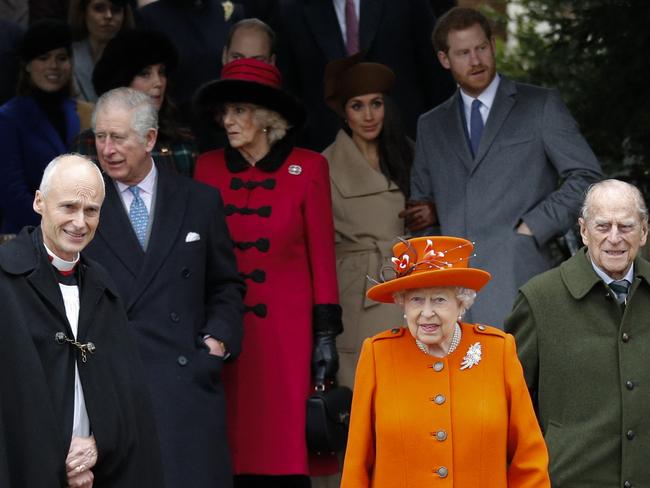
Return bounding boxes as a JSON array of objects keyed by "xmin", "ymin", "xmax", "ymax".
[
  {"xmin": 311, "ymin": 304, "xmax": 343, "ymax": 387},
  {"xmin": 312, "ymin": 333, "xmax": 339, "ymax": 387}
]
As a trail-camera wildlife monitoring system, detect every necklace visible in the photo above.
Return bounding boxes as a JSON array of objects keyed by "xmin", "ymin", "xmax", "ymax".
[{"xmin": 415, "ymin": 322, "xmax": 462, "ymax": 356}]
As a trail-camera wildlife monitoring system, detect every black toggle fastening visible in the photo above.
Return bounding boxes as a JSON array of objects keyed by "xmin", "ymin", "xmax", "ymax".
[
  {"xmin": 245, "ymin": 304, "xmax": 268, "ymax": 318},
  {"xmin": 234, "ymin": 238, "xmax": 270, "ymax": 252},
  {"xmin": 53, "ymin": 332, "xmax": 96, "ymax": 363},
  {"xmin": 224, "ymin": 204, "xmax": 272, "ymax": 217},
  {"xmin": 240, "ymin": 269, "xmax": 266, "ymax": 283},
  {"xmin": 230, "ymin": 177, "xmax": 276, "ymax": 190}
]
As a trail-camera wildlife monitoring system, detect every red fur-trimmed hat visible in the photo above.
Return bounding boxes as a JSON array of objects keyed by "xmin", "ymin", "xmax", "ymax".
[
  {"xmin": 194, "ymin": 58, "xmax": 305, "ymax": 127},
  {"xmin": 367, "ymin": 236, "xmax": 491, "ymax": 303}
]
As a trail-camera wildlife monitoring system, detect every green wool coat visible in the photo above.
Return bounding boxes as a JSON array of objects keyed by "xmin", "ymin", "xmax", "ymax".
[{"xmin": 505, "ymin": 248, "xmax": 650, "ymax": 488}]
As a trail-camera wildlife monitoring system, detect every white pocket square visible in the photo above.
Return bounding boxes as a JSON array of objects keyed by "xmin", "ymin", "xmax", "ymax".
[{"xmin": 185, "ymin": 232, "xmax": 201, "ymax": 243}]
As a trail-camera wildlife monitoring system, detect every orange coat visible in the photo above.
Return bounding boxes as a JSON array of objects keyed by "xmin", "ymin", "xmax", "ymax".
[{"xmin": 341, "ymin": 324, "xmax": 550, "ymax": 487}]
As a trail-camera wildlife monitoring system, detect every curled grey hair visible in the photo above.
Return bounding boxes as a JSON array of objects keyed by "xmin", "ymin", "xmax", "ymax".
[
  {"xmin": 393, "ymin": 287, "xmax": 477, "ymax": 317},
  {"xmin": 92, "ymin": 87, "xmax": 158, "ymax": 142},
  {"xmin": 581, "ymin": 179, "xmax": 649, "ymax": 223},
  {"xmin": 39, "ymin": 153, "xmax": 105, "ymax": 197},
  {"xmin": 252, "ymin": 106, "xmax": 290, "ymax": 145}
]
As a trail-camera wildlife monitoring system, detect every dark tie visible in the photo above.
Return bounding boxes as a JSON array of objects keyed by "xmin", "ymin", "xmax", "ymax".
[
  {"xmin": 345, "ymin": 0, "xmax": 359, "ymax": 55},
  {"xmin": 128, "ymin": 186, "xmax": 149, "ymax": 248},
  {"xmin": 609, "ymin": 279, "xmax": 630, "ymax": 305},
  {"xmin": 470, "ymin": 98, "xmax": 484, "ymax": 157}
]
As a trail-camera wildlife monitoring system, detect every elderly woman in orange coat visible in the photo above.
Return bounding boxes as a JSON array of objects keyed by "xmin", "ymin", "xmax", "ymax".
[{"xmin": 341, "ymin": 236, "xmax": 550, "ymax": 487}]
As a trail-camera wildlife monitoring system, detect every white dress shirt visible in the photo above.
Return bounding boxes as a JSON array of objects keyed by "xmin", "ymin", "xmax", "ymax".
[
  {"xmin": 44, "ymin": 244, "xmax": 90, "ymax": 438},
  {"xmin": 460, "ymin": 74, "xmax": 501, "ymax": 137}
]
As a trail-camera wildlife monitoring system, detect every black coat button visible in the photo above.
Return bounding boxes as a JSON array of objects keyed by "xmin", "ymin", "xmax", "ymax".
[
  {"xmin": 177, "ymin": 355, "xmax": 188, "ymax": 366},
  {"xmin": 170, "ymin": 312, "xmax": 180, "ymax": 323},
  {"xmin": 181, "ymin": 267, "xmax": 191, "ymax": 278},
  {"xmin": 626, "ymin": 380, "xmax": 635, "ymax": 390},
  {"xmin": 624, "ymin": 481, "xmax": 632, "ymax": 488},
  {"xmin": 626, "ymin": 430, "xmax": 635, "ymax": 440},
  {"xmin": 622, "ymin": 332, "xmax": 630, "ymax": 342}
]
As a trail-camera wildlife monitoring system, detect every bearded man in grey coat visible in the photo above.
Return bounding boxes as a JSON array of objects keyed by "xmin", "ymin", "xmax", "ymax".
[{"xmin": 408, "ymin": 7, "xmax": 602, "ymax": 327}]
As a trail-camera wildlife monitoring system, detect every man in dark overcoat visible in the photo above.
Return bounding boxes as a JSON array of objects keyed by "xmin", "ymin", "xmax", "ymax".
[
  {"xmin": 84, "ymin": 87, "xmax": 245, "ymax": 488},
  {"xmin": 273, "ymin": 0, "xmax": 455, "ymax": 150},
  {"xmin": 0, "ymin": 154, "xmax": 163, "ymax": 487},
  {"xmin": 506, "ymin": 179, "xmax": 650, "ymax": 487}
]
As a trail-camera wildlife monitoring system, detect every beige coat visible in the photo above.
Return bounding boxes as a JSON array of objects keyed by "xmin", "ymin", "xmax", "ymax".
[{"xmin": 323, "ymin": 130, "xmax": 406, "ymax": 388}]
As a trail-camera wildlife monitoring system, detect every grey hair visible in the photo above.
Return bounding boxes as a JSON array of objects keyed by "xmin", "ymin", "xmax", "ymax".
[
  {"xmin": 393, "ymin": 286, "xmax": 477, "ymax": 318},
  {"xmin": 225, "ymin": 18, "xmax": 276, "ymax": 56},
  {"xmin": 39, "ymin": 153, "xmax": 105, "ymax": 197},
  {"xmin": 581, "ymin": 179, "xmax": 649, "ymax": 223},
  {"xmin": 252, "ymin": 106, "xmax": 290, "ymax": 145},
  {"xmin": 92, "ymin": 87, "xmax": 158, "ymax": 142}
]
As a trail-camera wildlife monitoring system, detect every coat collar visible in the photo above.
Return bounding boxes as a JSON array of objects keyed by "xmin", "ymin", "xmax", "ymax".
[
  {"xmin": 561, "ymin": 247, "xmax": 650, "ymax": 300},
  {"xmin": 96, "ymin": 166, "xmax": 188, "ymax": 310},
  {"xmin": 0, "ymin": 227, "xmax": 117, "ymax": 332},
  {"xmin": 325, "ymin": 129, "xmax": 398, "ymax": 197},
  {"xmin": 224, "ymin": 133, "xmax": 295, "ymax": 173},
  {"xmin": 441, "ymin": 76, "xmax": 517, "ymax": 174},
  {"xmin": 303, "ymin": 0, "xmax": 346, "ymax": 60}
]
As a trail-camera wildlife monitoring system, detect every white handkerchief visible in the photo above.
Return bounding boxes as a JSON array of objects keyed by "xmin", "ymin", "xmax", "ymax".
[{"xmin": 185, "ymin": 232, "xmax": 201, "ymax": 243}]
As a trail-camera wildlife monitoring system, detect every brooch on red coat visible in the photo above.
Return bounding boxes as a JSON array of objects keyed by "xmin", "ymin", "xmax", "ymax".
[
  {"xmin": 460, "ymin": 342, "xmax": 482, "ymax": 370},
  {"xmin": 288, "ymin": 164, "xmax": 302, "ymax": 175}
]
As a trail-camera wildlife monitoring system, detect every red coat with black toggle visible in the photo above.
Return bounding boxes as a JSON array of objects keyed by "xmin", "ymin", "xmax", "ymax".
[{"xmin": 195, "ymin": 138, "xmax": 340, "ymax": 475}]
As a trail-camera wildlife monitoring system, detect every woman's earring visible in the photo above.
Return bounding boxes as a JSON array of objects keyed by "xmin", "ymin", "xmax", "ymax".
[
  {"xmin": 263, "ymin": 127, "xmax": 268, "ymax": 134},
  {"xmin": 403, "ymin": 314, "xmax": 407, "ymax": 319}
]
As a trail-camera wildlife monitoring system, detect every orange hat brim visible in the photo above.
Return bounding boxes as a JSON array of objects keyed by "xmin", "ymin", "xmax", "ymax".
[{"xmin": 367, "ymin": 268, "xmax": 491, "ymax": 304}]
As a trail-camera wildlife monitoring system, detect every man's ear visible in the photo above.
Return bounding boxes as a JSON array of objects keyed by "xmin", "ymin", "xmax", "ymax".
[
  {"xmin": 145, "ymin": 128, "xmax": 157, "ymax": 153},
  {"xmin": 578, "ymin": 218, "xmax": 589, "ymax": 246},
  {"xmin": 33, "ymin": 190, "xmax": 44, "ymax": 216},
  {"xmin": 437, "ymin": 50, "xmax": 451, "ymax": 70},
  {"xmin": 222, "ymin": 47, "xmax": 228, "ymax": 66}
]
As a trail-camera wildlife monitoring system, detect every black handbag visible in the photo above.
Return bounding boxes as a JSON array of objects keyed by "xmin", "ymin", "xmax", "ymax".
[{"xmin": 306, "ymin": 385, "xmax": 353, "ymax": 454}]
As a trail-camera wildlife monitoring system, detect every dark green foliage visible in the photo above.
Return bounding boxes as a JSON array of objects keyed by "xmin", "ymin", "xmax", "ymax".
[{"xmin": 496, "ymin": 0, "xmax": 650, "ymax": 194}]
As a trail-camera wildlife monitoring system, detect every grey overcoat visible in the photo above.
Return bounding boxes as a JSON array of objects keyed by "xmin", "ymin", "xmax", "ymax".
[
  {"xmin": 411, "ymin": 76, "xmax": 602, "ymax": 327},
  {"xmin": 505, "ymin": 249, "xmax": 650, "ymax": 487}
]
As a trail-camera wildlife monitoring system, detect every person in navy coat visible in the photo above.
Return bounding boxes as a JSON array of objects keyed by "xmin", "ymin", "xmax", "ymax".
[
  {"xmin": 0, "ymin": 20, "xmax": 92, "ymax": 234},
  {"xmin": 84, "ymin": 87, "xmax": 245, "ymax": 488}
]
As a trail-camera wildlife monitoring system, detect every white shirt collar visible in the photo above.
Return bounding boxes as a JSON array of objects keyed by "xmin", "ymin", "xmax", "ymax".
[
  {"xmin": 116, "ymin": 159, "xmax": 157, "ymax": 195},
  {"xmin": 460, "ymin": 73, "xmax": 501, "ymax": 113},
  {"xmin": 590, "ymin": 258, "xmax": 634, "ymax": 285}
]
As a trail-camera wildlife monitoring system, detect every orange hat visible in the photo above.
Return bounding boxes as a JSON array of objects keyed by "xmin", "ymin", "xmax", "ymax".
[{"xmin": 367, "ymin": 236, "xmax": 491, "ymax": 303}]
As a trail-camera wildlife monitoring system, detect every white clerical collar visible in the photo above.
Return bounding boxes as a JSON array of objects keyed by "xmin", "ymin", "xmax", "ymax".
[
  {"xmin": 460, "ymin": 73, "xmax": 501, "ymax": 113},
  {"xmin": 590, "ymin": 258, "xmax": 634, "ymax": 285},
  {"xmin": 43, "ymin": 242, "xmax": 79, "ymax": 272}
]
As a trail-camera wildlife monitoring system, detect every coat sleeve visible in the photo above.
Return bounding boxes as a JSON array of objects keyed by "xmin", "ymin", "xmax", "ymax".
[
  {"xmin": 340, "ymin": 338, "xmax": 376, "ymax": 487},
  {"xmin": 504, "ymin": 333, "xmax": 551, "ymax": 488},
  {"xmin": 202, "ymin": 186, "xmax": 246, "ymax": 358},
  {"xmin": 409, "ymin": 115, "xmax": 435, "ymax": 203},
  {"xmin": 504, "ymin": 291, "xmax": 540, "ymax": 403},
  {"xmin": 303, "ymin": 154, "xmax": 339, "ymax": 306},
  {"xmin": 520, "ymin": 89, "xmax": 602, "ymax": 245}
]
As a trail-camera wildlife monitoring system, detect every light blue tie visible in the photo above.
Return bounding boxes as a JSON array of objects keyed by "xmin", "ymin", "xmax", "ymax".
[
  {"xmin": 128, "ymin": 186, "xmax": 148, "ymax": 248},
  {"xmin": 470, "ymin": 98, "xmax": 484, "ymax": 157}
]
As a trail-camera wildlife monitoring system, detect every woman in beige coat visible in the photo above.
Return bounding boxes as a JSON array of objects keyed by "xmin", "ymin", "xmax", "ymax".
[{"xmin": 322, "ymin": 53, "xmax": 431, "ymax": 388}]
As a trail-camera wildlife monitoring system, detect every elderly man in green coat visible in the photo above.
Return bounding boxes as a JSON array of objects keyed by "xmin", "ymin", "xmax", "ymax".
[{"xmin": 506, "ymin": 179, "xmax": 650, "ymax": 488}]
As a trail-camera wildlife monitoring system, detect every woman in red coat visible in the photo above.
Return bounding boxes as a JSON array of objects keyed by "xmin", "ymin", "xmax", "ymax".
[{"xmin": 194, "ymin": 58, "xmax": 342, "ymax": 488}]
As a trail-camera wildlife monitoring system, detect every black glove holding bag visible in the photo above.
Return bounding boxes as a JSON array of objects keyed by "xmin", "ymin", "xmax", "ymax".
[{"xmin": 311, "ymin": 304, "xmax": 343, "ymax": 387}]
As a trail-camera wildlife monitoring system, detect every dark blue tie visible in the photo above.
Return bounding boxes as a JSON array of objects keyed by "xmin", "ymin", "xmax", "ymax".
[{"xmin": 470, "ymin": 98, "xmax": 484, "ymax": 157}]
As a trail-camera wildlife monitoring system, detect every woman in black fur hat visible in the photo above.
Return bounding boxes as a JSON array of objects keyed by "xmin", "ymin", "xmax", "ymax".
[{"xmin": 72, "ymin": 28, "xmax": 197, "ymax": 176}]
